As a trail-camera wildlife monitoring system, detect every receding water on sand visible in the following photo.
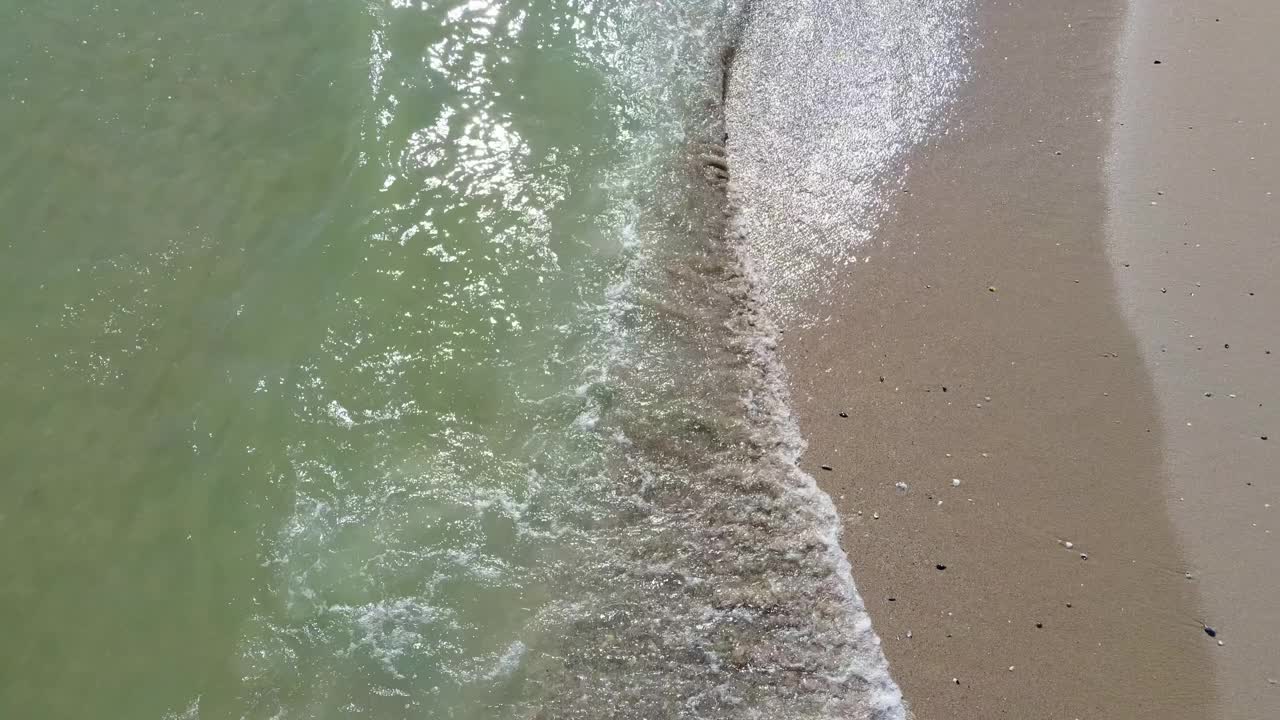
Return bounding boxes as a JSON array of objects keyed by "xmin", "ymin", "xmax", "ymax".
[{"xmin": 727, "ymin": 0, "xmax": 973, "ymax": 320}]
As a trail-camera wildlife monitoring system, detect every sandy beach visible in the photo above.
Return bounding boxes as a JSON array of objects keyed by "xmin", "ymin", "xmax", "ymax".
[
  {"xmin": 780, "ymin": 0, "xmax": 1277, "ymax": 716},
  {"xmin": 1110, "ymin": 0, "xmax": 1280, "ymax": 714}
]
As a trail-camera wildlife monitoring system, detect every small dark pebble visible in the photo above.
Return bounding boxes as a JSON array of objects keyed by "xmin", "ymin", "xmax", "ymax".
[
  {"xmin": 1035, "ymin": 623, "xmax": 1043, "ymax": 629},
  {"xmin": 1225, "ymin": 343, "xmax": 1230, "ymax": 349},
  {"xmin": 838, "ymin": 411, "xmax": 848, "ymax": 418},
  {"xmin": 1263, "ymin": 436, "xmax": 1269, "ymax": 441},
  {"xmin": 888, "ymin": 597, "xmax": 897, "ymax": 602},
  {"xmin": 1204, "ymin": 626, "xmax": 1217, "ymax": 638},
  {"xmin": 936, "ymin": 564, "xmax": 947, "ymax": 571},
  {"xmin": 879, "ymin": 376, "xmax": 885, "ymax": 383},
  {"xmin": 942, "ymin": 386, "xmax": 948, "ymax": 392},
  {"xmin": 1065, "ymin": 603, "xmax": 1073, "ymax": 608},
  {"xmin": 820, "ymin": 465, "xmax": 833, "ymax": 471},
  {"xmin": 1153, "ymin": 59, "xmax": 1162, "ymax": 64}
]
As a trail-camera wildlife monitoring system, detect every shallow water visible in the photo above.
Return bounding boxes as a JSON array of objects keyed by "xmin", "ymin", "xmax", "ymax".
[
  {"xmin": 727, "ymin": 0, "xmax": 972, "ymax": 319},
  {"xmin": 1, "ymin": 1, "xmax": 965, "ymax": 717}
]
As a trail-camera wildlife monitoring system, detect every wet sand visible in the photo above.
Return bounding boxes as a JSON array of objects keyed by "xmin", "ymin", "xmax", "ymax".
[{"xmin": 781, "ymin": 0, "xmax": 1233, "ymax": 717}]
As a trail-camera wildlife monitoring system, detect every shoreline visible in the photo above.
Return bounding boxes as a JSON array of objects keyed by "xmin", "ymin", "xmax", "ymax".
[{"xmin": 781, "ymin": 0, "xmax": 1224, "ymax": 716}]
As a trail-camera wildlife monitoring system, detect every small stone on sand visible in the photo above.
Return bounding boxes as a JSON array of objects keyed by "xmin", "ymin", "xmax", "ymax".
[{"xmin": 951, "ymin": 478, "xmax": 962, "ymax": 487}]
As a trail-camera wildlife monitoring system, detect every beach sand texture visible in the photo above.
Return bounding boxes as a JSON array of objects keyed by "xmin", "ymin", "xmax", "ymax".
[
  {"xmin": 1111, "ymin": 0, "xmax": 1280, "ymax": 715},
  {"xmin": 777, "ymin": 0, "xmax": 1277, "ymax": 717}
]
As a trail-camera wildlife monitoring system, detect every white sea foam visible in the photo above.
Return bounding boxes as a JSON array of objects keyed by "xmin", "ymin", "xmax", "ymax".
[{"xmin": 724, "ymin": 215, "xmax": 907, "ymax": 718}]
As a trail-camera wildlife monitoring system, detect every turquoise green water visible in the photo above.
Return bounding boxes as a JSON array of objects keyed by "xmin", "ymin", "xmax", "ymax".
[
  {"xmin": 0, "ymin": 2, "xmax": 915, "ymax": 718},
  {"xmin": 1, "ymin": 1, "xmax": 715, "ymax": 716}
]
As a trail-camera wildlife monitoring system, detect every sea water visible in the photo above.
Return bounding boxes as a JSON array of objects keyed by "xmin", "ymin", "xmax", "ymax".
[{"xmin": 0, "ymin": 1, "xmax": 968, "ymax": 718}]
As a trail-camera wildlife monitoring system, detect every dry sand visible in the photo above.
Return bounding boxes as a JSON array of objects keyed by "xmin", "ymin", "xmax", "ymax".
[
  {"xmin": 777, "ymin": 0, "xmax": 1278, "ymax": 716},
  {"xmin": 1110, "ymin": 0, "xmax": 1280, "ymax": 716}
]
